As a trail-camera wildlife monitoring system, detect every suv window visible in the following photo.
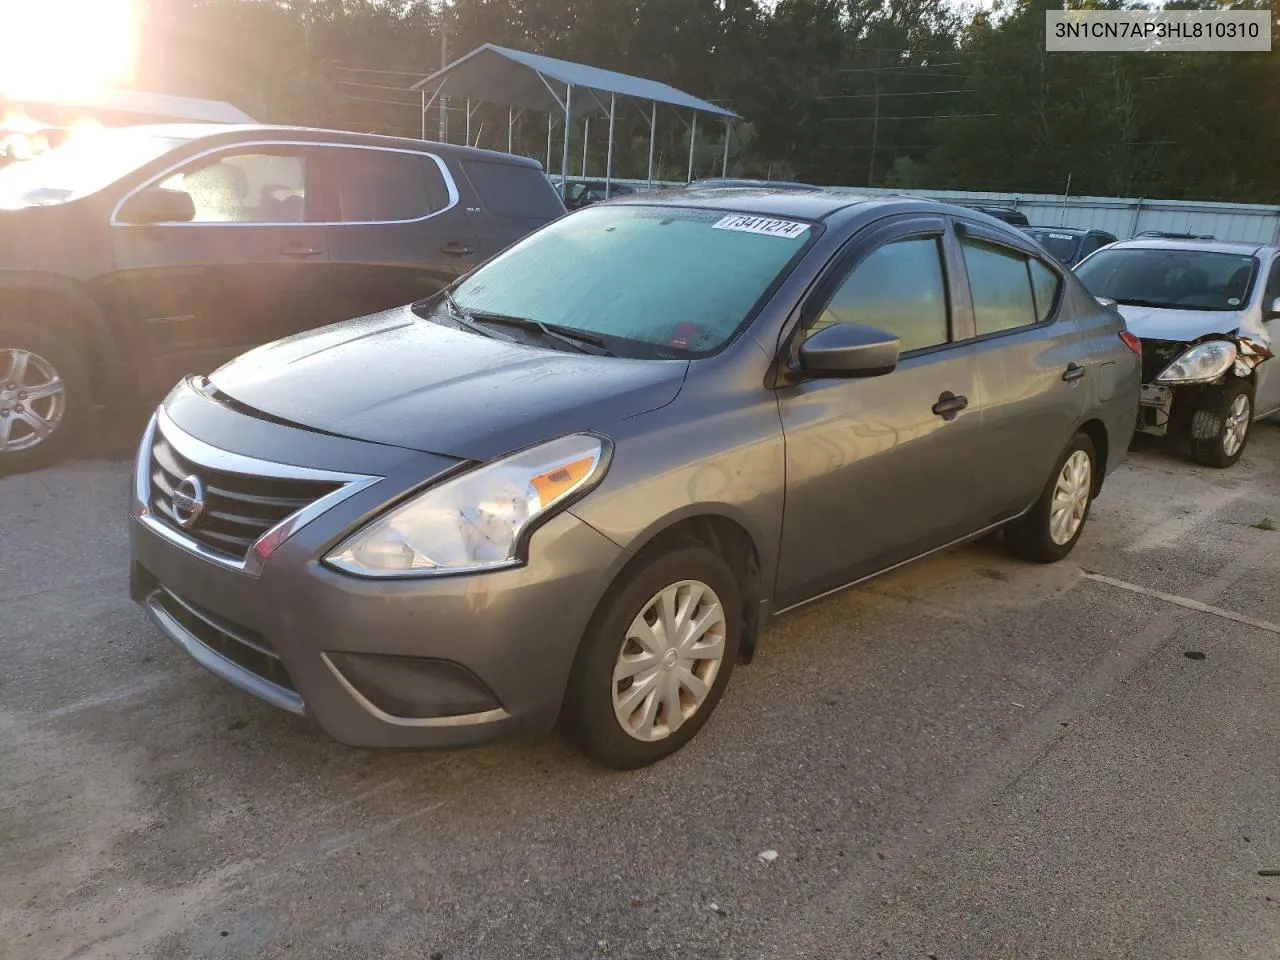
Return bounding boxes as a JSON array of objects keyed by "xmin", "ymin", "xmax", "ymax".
[
  {"xmin": 329, "ymin": 149, "xmax": 447, "ymax": 223},
  {"xmin": 808, "ymin": 235, "xmax": 950, "ymax": 353},
  {"xmin": 961, "ymin": 236, "xmax": 1040, "ymax": 336},
  {"xmin": 160, "ymin": 150, "xmax": 309, "ymax": 223},
  {"xmin": 463, "ymin": 160, "xmax": 566, "ymax": 220}
]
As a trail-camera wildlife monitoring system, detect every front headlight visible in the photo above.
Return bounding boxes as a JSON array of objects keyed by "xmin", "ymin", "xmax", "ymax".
[
  {"xmin": 1156, "ymin": 339, "xmax": 1237, "ymax": 385},
  {"xmin": 325, "ymin": 433, "xmax": 611, "ymax": 578}
]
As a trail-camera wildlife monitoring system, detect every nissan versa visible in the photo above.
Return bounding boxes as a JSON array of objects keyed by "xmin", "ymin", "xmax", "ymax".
[{"xmin": 129, "ymin": 191, "xmax": 1140, "ymax": 769}]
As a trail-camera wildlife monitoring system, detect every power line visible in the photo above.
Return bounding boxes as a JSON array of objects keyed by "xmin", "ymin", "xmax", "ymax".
[
  {"xmin": 818, "ymin": 88, "xmax": 969, "ymax": 100},
  {"xmin": 824, "ymin": 112, "xmax": 999, "ymax": 122}
]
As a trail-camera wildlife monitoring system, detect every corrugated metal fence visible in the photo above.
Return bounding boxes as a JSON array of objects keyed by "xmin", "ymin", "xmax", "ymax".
[{"xmin": 574, "ymin": 176, "xmax": 1280, "ymax": 244}]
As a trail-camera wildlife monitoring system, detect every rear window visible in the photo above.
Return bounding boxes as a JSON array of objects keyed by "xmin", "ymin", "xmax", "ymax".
[
  {"xmin": 463, "ymin": 160, "xmax": 566, "ymax": 220},
  {"xmin": 1027, "ymin": 230, "xmax": 1080, "ymax": 264}
]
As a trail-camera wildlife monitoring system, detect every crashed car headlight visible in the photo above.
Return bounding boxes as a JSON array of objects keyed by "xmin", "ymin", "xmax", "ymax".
[
  {"xmin": 1155, "ymin": 339, "xmax": 1238, "ymax": 385},
  {"xmin": 325, "ymin": 433, "xmax": 611, "ymax": 577}
]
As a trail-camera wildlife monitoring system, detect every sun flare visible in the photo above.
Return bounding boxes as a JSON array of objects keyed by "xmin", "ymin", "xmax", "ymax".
[{"xmin": 0, "ymin": 0, "xmax": 140, "ymax": 100}]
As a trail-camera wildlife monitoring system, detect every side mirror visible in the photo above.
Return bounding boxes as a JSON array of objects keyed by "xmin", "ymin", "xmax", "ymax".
[
  {"xmin": 797, "ymin": 322, "xmax": 900, "ymax": 378},
  {"xmin": 117, "ymin": 186, "xmax": 196, "ymax": 225},
  {"xmin": 1266, "ymin": 296, "xmax": 1280, "ymax": 320}
]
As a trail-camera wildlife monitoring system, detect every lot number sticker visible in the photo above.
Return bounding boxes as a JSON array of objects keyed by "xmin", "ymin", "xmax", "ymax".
[{"xmin": 713, "ymin": 215, "xmax": 810, "ymax": 239}]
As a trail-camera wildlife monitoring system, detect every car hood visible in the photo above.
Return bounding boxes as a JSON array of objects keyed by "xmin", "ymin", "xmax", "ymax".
[
  {"xmin": 1115, "ymin": 304, "xmax": 1245, "ymax": 342},
  {"xmin": 208, "ymin": 306, "xmax": 689, "ymax": 461}
]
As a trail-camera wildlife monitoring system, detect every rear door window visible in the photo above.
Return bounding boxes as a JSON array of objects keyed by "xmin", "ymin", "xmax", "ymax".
[
  {"xmin": 328, "ymin": 148, "xmax": 449, "ymax": 223},
  {"xmin": 463, "ymin": 160, "xmax": 566, "ymax": 219},
  {"xmin": 961, "ymin": 236, "xmax": 1039, "ymax": 336}
]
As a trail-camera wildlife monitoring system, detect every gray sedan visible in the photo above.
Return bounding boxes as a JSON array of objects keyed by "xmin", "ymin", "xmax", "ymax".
[{"xmin": 129, "ymin": 192, "xmax": 1140, "ymax": 768}]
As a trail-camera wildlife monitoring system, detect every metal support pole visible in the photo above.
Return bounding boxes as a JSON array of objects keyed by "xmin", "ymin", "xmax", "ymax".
[
  {"xmin": 582, "ymin": 117, "xmax": 590, "ymax": 177},
  {"xmin": 508, "ymin": 106, "xmax": 514, "ymax": 154},
  {"xmin": 721, "ymin": 118, "xmax": 730, "ymax": 177},
  {"xmin": 420, "ymin": 89, "xmax": 426, "ymax": 140},
  {"xmin": 605, "ymin": 93, "xmax": 616, "ymax": 198},
  {"xmin": 647, "ymin": 101, "xmax": 657, "ymax": 187},
  {"xmin": 561, "ymin": 85, "xmax": 573, "ymax": 202},
  {"xmin": 546, "ymin": 114, "xmax": 553, "ymax": 171},
  {"xmin": 438, "ymin": 22, "xmax": 447, "ymax": 142},
  {"xmin": 465, "ymin": 98, "xmax": 471, "ymax": 147},
  {"xmin": 687, "ymin": 112, "xmax": 698, "ymax": 183}
]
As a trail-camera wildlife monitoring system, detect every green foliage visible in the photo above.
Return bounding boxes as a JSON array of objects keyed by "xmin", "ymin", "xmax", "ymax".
[{"xmin": 131, "ymin": 0, "xmax": 1280, "ymax": 201}]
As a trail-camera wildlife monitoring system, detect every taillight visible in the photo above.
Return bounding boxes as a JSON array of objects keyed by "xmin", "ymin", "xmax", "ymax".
[{"xmin": 1119, "ymin": 331, "xmax": 1142, "ymax": 357}]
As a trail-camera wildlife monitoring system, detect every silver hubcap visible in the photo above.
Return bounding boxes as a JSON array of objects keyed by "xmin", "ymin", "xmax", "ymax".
[
  {"xmin": 612, "ymin": 579, "xmax": 727, "ymax": 743},
  {"xmin": 1222, "ymin": 393, "xmax": 1250, "ymax": 457},
  {"xmin": 1049, "ymin": 449, "xmax": 1092, "ymax": 546},
  {"xmin": 0, "ymin": 349, "xmax": 65, "ymax": 453}
]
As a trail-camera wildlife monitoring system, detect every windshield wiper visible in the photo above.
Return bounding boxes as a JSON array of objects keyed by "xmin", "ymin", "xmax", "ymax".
[
  {"xmin": 462, "ymin": 308, "xmax": 614, "ymax": 357},
  {"xmin": 1112, "ymin": 298, "xmax": 1176, "ymax": 309},
  {"xmin": 422, "ymin": 290, "xmax": 519, "ymax": 343}
]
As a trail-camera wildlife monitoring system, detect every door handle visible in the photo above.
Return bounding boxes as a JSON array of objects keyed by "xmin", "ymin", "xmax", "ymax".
[
  {"xmin": 279, "ymin": 243, "xmax": 323, "ymax": 258},
  {"xmin": 932, "ymin": 391, "xmax": 969, "ymax": 420},
  {"xmin": 1062, "ymin": 362, "xmax": 1087, "ymax": 383},
  {"xmin": 441, "ymin": 241, "xmax": 475, "ymax": 257}
]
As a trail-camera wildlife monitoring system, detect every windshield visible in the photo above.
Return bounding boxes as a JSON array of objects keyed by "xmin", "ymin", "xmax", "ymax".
[
  {"xmin": 1076, "ymin": 247, "xmax": 1259, "ymax": 312},
  {"xmin": 1026, "ymin": 230, "xmax": 1080, "ymax": 264},
  {"xmin": 445, "ymin": 205, "xmax": 817, "ymax": 358},
  {"xmin": 0, "ymin": 128, "xmax": 186, "ymax": 208}
]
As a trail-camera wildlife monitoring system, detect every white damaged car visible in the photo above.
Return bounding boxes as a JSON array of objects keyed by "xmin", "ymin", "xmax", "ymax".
[{"xmin": 1076, "ymin": 238, "xmax": 1280, "ymax": 467}]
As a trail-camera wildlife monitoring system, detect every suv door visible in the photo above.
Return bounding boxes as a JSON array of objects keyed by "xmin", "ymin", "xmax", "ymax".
[
  {"xmin": 111, "ymin": 144, "xmax": 335, "ymax": 393},
  {"xmin": 319, "ymin": 145, "xmax": 478, "ymax": 320},
  {"xmin": 952, "ymin": 220, "xmax": 1091, "ymax": 527},
  {"xmin": 457, "ymin": 157, "xmax": 568, "ymax": 260},
  {"xmin": 774, "ymin": 216, "xmax": 983, "ymax": 608}
]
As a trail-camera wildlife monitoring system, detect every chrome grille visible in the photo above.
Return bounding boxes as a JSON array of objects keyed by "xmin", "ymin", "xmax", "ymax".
[{"xmin": 149, "ymin": 431, "xmax": 341, "ymax": 563}]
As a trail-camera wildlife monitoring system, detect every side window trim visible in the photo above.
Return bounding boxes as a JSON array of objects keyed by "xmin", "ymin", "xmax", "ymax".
[
  {"xmin": 790, "ymin": 216, "xmax": 958, "ymax": 362},
  {"xmin": 110, "ymin": 140, "xmax": 460, "ymax": 227}
]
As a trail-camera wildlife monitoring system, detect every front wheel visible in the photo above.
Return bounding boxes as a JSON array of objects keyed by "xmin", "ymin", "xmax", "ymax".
[
  {"xmin": 1005, "ymin": 432, "xmax": 1097, "ymax": 564},
  {"xmin": 1188, "ymin": 379, "xmax": 1252, "ymax": 469},
  {"xmin": 560, "ymin": 546, "xmax": 742, "ymax": 769},
  {"xmin": 0, "ymin": 320, "xmax": 86, "ymax": 476}
]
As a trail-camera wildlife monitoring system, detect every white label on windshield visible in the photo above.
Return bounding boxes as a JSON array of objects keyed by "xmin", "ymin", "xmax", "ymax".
[
  {"xmin": 1049, "ymin": 233, "xmax": 1074, "ymax": 240},
  {"xmin": 713, "ymin": 214, "xmax": 810, "ymax": 239}
]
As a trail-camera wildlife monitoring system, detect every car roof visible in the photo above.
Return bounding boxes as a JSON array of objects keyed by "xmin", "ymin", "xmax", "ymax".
[
  {"xmin": 1026, "ymin": 226, "xmax": 1094, "ymax": 237},
  {"xmin": 609, "ymin": 187, "xmax": 914, "ymax": 221},
  {"xmin": 1105, "ymin": 237, "xmax": 1276, "ymax": 257},
  {"xmin": 100, "ymin": 123, "xmax": 545, "ymax": 168}
]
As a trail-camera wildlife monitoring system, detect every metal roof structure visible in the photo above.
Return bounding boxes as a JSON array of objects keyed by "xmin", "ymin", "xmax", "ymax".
[
  {"xmin": 411, "ymin": 43, "xmax": 739, "ymax": 200},
  {"xmin": 2, "ymin": 87, "xmax": 256, "ymax": 125}
]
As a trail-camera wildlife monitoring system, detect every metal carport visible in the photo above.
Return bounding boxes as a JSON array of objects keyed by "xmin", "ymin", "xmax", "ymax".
[{"xmin": 411, "ymin": 43, "xmax": 738, "ymax": 201}]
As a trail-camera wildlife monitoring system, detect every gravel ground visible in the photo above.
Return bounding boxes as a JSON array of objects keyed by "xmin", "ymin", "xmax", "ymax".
[{"xmin": 2, "ymin": 423, "xmax": 1278, "ymax": 960}]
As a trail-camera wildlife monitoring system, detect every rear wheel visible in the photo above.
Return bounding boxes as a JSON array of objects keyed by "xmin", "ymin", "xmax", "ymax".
[
  {"xmin": 0, "ymin": 320, "xmax": 86, "ymax": 475},
  {"xmin": 1188, "ymin": 379, "xmax": 1253, "ymax": 469},
  {"xmin": 560, "ymin": 546, "xmax": 741, "ymax": 769},
  {"xmin": 1005, "ymin": 432, "xmax": 1097, "ymax": 564}
]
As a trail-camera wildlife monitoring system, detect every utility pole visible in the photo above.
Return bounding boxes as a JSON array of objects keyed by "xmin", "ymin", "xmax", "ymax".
[
  {"xmin": 867, "ymin": 48, "xmax": 881, "ymax": 186},
  {"xmin": 437, "ymin": 6, "xmax": 447, "ymax": 142}
]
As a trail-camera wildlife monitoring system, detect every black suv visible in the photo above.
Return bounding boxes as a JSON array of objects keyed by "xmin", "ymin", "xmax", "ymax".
[
  {"xmin": 1023, "ymin": 226, "xmax": 1118, "ymax": 268},
  {"xmin": 0, "ymin": 124, "xmax": 566, "ymax": 472}
]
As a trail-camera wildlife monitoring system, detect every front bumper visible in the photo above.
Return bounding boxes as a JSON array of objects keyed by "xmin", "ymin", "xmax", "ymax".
[{"xmin": 129, "ymin": 395, "xmax": 628, "ymax": 749}]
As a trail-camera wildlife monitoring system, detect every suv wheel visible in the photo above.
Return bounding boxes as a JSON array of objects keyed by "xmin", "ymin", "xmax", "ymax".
[
  {"xmin": 0, "ymin": 320, "xmax": 85, "ymax": 475},
  {"xmin": 1005, "ymin": 432, "xmax": 1097, "ymax": 564},
  {"xmin": 560, "ymin": 546, "xmax": 741, "ymax": 769},
  {"xmin": 1188, "ymin": 379, "xmax": 1252, "ymax": 469}
]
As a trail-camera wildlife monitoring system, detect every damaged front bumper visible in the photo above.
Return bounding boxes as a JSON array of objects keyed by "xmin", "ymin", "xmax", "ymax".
[{"xmin": 1135, "ymin": 334, "xmax": 1272, "ymax": 438}]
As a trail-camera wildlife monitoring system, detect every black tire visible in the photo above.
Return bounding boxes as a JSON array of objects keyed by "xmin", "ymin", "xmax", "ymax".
[
  {"xmin": 1005, "ymin": 432, "xmax": 1097, "ymax": 564},
  {"xmin": 1188, "ymin": 379, "xmax": 1253, "ymax": 469},
  {"xmin": 560, "ymin": 546, "xmax": 742, "ymax": 770},
  {"xmin": 0, "ymin": 319, "xmax": 88, "ymax": 476}
]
